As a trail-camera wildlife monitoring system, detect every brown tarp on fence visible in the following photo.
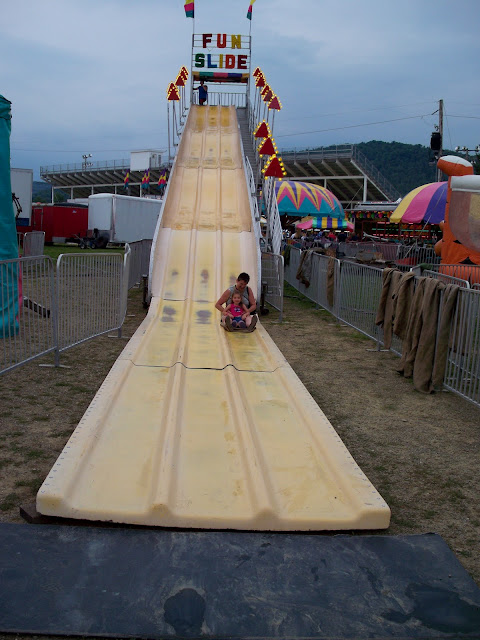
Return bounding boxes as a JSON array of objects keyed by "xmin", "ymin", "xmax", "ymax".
[{"xmin": 395, "ymin": 277, "xmax": 460, "ymax": 394}]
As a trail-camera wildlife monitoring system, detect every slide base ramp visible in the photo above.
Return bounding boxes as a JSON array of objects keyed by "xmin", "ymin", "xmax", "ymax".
[{"xmin": 1, "ymin": 523, "xmax": 480, "ymax": 639}]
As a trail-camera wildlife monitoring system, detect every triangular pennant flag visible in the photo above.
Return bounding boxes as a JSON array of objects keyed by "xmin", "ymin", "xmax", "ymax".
[
  {"xmin": 258, "ymin": 137, "xmax": 276, "ymax": 156},
  {"xmin": 167, "ymin": 83, "xmax": 180, "ymax": 101},
  {"xmin": 268, "ymin": 95, "xmax": 282, "ymax": 111},
  {"xmin": 255, "ymin": 75, "xmax": 265, "ymax": 88},
  {"xmin": 262, "ymin": 89, "xmax": 273, "ymax": 102},
  {"xmin": 175, "ymin": 75, "xmax": 185, "ymax": 87},
  {"xmin": 261, "ymin": 84, "xmax": 271, "ymax": 96},
  {"xmin": 254, "ymin": 121, "xmax": 271, "ymax": 138},
  {"xmin": 253, "ymin": 67, "xmax": 262, "ymax": 77},
  {"xmin": 263, "ymin": 155, "xmax": 287, "ymax": 179},
  {"xmin": 180, "ymin": 66, "xmax": 189, "ymax": 80}
]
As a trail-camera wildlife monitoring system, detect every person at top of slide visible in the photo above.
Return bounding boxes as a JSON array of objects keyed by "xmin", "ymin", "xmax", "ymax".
[{"xmin": 194, "ymin": 80, "xmax": 208, "ymax": 105}]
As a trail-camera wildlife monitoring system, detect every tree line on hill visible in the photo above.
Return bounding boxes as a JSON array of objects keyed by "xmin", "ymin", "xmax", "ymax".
[
  {"xmin": 32, "ymin": 181, "xmax": 67, "ymax": 203},
  {"xmin": 357, "ymin": 141, "xmax": 439, "ymax": 196},
  {"xmin": 321, "ymin": 141, "xmax": 479, "ymax": 198}
]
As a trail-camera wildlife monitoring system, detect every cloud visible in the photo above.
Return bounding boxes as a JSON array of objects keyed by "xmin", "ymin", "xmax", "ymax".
[{"xmin": 1, "ymin": 0, "xmax": 479, "ymax": 178}]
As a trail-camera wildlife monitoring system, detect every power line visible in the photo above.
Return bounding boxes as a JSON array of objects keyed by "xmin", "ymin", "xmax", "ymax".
[
  {"xmin": 448, "ymin": 114, "xmax": 480, "ymax": 120},
  {"xmin": 279, "ymin": 101, "xmax": 437, "ymax": 124},
  {"xmin": 275, "ymin": 114, "xmax": 432, "ymax": 139},
  {"xmin": 11, "ymin": 147, "xmax": 165, "ymax": 153}
]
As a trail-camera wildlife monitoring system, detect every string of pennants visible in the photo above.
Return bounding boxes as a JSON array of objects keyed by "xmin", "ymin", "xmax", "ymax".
[
  {"xmin": 167, "ymin": 66, "xmax": 189, "ymax": 101},
  {"xmin": 123, "ymin": 169, "xmax": 168, "ymax": 190},
  {"xmin": 251, "ymin": 67, "xmax": 285, "ymax": 179},
  {"xmin": 164, "ymin": 64, "xmax": 285, "ymax": 179},
  {"xmin": 254, "ymin": 120, "xmax": 286, "ymax": 179},
  {"xmin": 252, "ymin": 67, "xmax": 282, "ymax": 111}
]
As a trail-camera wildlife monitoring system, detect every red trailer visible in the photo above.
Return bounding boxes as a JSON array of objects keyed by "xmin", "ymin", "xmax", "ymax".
[{"xmin": 29, "ymin": 203, "xmax": 88, "ymax": 244}]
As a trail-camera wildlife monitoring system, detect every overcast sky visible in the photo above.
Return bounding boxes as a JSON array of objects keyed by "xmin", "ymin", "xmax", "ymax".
[{"xmin": 1, "ymin": 0, "xmax": 479, "ymax": 179}]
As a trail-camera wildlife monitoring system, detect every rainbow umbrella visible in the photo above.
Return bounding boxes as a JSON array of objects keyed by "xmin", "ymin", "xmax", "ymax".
[
  {"xmin": 275, "ymin": 180, "xmax": 344, "ymax": 217},
  {"xmin": 390, "ymin": 182, "xmax": 448, "ymax": 224},
  {"xmin": 295, "ymin": 216, "xmax": 354, "ymax": 230}
]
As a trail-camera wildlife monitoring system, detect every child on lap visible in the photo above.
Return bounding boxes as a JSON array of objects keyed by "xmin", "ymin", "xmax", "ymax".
[{"xmin": 226, "ymin": 292, "xmax": 249, "ymax": 329}]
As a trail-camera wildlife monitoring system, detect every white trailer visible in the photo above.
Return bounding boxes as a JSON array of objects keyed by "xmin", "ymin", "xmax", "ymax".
[
  {"xmin": 87, "ymin": 194, "xmax": 162, "ymax": 243},
  {"xmin": 11, "ymin": 168, "xmax": 33, "ymax": 225}
]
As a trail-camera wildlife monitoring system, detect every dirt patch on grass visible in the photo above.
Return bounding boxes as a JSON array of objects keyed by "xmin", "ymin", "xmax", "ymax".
[
  {"xmin": 261, "ymin": 285, "xmax": 480, "ymax": 584},
  {"xmin": 0, "ymin": 283, "xmax": 479, "ymax": 595},
  {"xmin": 0, "ymin": 287, "xmax": 147, "ymax": 525}
]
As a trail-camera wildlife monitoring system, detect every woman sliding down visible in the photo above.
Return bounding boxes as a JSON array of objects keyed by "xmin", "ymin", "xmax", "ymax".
[{"xmin": 215, "ymin": 272, "xmax": 257, "ymax": 332}]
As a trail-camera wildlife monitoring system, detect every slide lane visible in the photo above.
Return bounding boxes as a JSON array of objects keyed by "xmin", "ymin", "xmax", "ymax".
[{"xmin": 37, "ymin": 105, "xmax": 390, "ymax": 530}]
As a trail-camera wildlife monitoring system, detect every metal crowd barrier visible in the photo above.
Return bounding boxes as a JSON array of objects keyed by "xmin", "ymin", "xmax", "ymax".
[
  {"xmin": 284, "ymin": 247, "xmax": 340, "ymax": 316},
  {"xmin": 285, "ymin": 251, "xmax": 480, "ymax": 408},
  {"xmin": 1, "ymin": 248, "xmax": 131, "ymax": 375},
  {"xmin": 376, "ymin": 243, "xmax": 399, "ymax": 262},
  {"xmin": 426, "ymin": 263, "xmax": 480, "ymax": 285},
  {"xmin": 284, "ymin": 246, "xmax": 314, "ymax": 302},
  {"xmin": 422, "ymin": 270, "xmax": 470, "ymax": 288},
  {"xmin": 127, "ymin": 239, "xmax": 152, "ymax": 290},
  {"xmin": 261, "ymin": 253, "xmax": 284, "ymax": 321},
  {"xmin": 336, "ymin": 242, "xmax": 436, "ymax": 265},
  {"xmin": 56, "ymin": 251, "xmax": 127, "ymax": 353},
  {"xmin": 338, "ymin": 242, "xmax": 358, "ymax": 258},
  {"xmin": 23, "ymin": 231, "xmax": 45, "ymax": 257},
  {"xmin": 336, "ymin": 261, "xmax": 384, "ymax": 343},
  {"xmin": 395, "ymin": 244, "xmax": 440, "ymax": 267},
  {"xmin": 444, "ymin": 287, "xmax": 480, "ymax": 406},
  {"xmin": 313, "ymin": 253, "xmax": 340, "ymax": 316},
  {"xmin": 0, "ymin": 256, "xmax": 56, "ymax": 375}
]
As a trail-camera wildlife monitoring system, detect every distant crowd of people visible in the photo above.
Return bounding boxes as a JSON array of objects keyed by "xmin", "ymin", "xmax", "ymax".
[
  {"xmin": 282, "ymin": 228, "xmax": 441, "ymax": 251},
  {"xmin": 284, "ymin": 228, "xmax": 360, "ymax": 249}
]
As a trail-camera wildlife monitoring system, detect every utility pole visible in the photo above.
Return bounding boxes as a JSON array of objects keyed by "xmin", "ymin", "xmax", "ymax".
[{"xmin": 436, "ymin": 99, "xmax": 443, "ymax": 182}]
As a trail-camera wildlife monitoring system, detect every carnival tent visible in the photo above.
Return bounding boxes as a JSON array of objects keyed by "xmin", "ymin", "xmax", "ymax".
[
  {"xmin": 390, "ymin": 182, "xmax": 447, "ymax": 225},
  {"xmin": 295, "ymin": 216, "xmax": 354, "ymax": 231},
  {"xmin": 275, "ymin": 180, "xmax": 344, "ymax": 218}
]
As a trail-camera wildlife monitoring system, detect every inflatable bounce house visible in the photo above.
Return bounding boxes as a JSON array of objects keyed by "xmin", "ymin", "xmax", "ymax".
[{"xmin": 435, "ymin": 155, "xmax": 480, "ymax": 283}]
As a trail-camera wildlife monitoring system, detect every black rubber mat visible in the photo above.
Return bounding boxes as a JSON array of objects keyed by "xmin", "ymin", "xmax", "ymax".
[{"xmin": 1, "ymin": 523, "xmax": 480, "ymax": 638}]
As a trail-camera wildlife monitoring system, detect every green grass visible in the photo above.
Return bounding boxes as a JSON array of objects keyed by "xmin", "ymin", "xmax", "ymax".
[
  {"xmin": 0, "ymin": 492, "xmax": 19, "ymax": 511},
  {"xmin": 391, "ymin": 515, "xmax": 416, "ymax": 528},
  {"xmin": 43, "ymin": 244, "xmax": 125, "ymax": 262},
  {"xmin": 25, "ymin": 449, "xmax": 46, "ymax": 460},
  {"xmin": 15, "ymin": 477, "xmax": 44, "ymax": 491}
]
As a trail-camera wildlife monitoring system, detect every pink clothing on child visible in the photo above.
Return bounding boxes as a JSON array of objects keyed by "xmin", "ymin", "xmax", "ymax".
[{"xmin": 228, "ymin": 303, "xmax": 244, "ymax": 318}]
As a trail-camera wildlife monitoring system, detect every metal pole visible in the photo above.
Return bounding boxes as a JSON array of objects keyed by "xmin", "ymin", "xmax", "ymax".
[
  {"xmin": 436, "ymin": 99, "xmax": 444, "ymax": 182},
  {"xmin": 167, "ymin": 101, "xmax": 171, "ymax": 164},
  {"xmin": 191, "ymin": 33, "xmax": 195, "ymax": 105}
]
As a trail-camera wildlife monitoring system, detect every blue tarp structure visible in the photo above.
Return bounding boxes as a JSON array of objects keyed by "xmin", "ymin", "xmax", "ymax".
[{"xmin": 0, "ymin": 95, "xmax": 19, "ymax": 338}]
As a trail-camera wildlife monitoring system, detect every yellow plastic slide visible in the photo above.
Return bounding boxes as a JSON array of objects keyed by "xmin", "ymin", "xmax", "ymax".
[{"xmin": 37, "ymin": 106, "xmax": 390, "ymax": 530}]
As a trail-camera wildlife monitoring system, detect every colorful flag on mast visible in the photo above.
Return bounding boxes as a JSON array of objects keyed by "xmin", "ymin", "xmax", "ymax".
[
  {"xmin": 158, "ymin": 171, "xmax": 167, "ymax": 188},
  {"xmin": 247, "ymin": 0, "xmax": 256, "ymax": 20},
  {"xmin": 184, "ymin": 1, "xmax": 194, "ymax": 18},
  {"xmin": 123, "ymin": 171, "xmax": 130, "ymax": 190},
  {"xmin": 141, "ymin": 170, "xmax": 150, "ymax": 189}
]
